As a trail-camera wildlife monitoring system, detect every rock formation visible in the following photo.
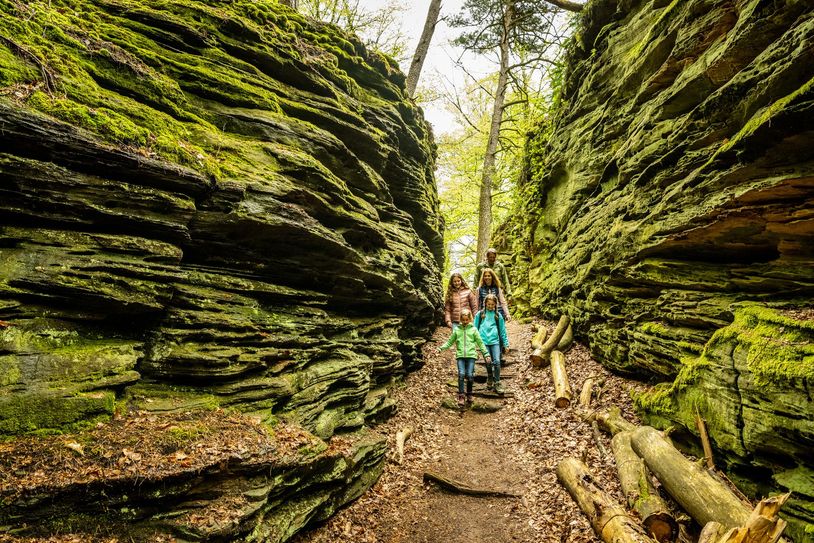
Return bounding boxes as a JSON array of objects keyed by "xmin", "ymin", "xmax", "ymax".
[
  {"xmin": 511, "ymin": 0, "xmax": 814, "ymax": 538},
  {"xmin": 0, "ymin": 0, "xmax": 442, "ymax": 539}
]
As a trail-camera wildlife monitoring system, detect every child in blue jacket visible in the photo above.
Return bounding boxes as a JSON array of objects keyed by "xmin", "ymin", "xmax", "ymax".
[{"xmin": 474, "ymin": 294, "xmax": 509, "ymax": 394}]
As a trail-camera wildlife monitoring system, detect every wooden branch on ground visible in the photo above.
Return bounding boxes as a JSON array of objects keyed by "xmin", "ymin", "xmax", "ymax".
[
  {"xmin": 695, "ymin": 412, "xmax": 715, "ymax": 470},
  {"xmin": 630, "ymin": 426, "xmax": 751, "ymax": 530},
  {"xmin": 556, "ymin": 457, "xmax": 656, "ymax": 543},
  {"xmin": 579, "ymin": 377, "xmax": 596, "ymax": 410},
  {"xmin": 715, "ymin": 492, "xmax": 790, "ymax": 543},
  {"xmin": 551, "ymin": 350, "xmax": 572, "ymax": 408},
  {"xmin": 423, "ymin": 470, "xmax": 521, "ymax": 498},
  {"xmin": 591, "ymin": 420, "xmax": 607, "ymax": 459},
  {"xmin": 396, "ymin": 426, "xmax": 413, "ymax": 465},
  {"xmin": 611, "ymin": 431, "xmax": 678, "ymax": 542},
  {"xmin": 531, "ymin": 315, "xmax": 570, "ymax": 366},
  {"xmin": 557, "ymin": 323, "xmax": 573, "ymax": 351},
  {"xmin": 592, "ymin": 407, "xmax": 637, "ymax": 436}
]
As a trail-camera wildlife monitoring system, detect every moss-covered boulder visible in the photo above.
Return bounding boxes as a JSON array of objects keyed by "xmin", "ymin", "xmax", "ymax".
[
  {"xmin": 0, "ymin": 0, "xmax": 441, "ymax": 538},
  {"xmin": 510, "ymin": 0, "xmax": 813, "ymax": 537}
]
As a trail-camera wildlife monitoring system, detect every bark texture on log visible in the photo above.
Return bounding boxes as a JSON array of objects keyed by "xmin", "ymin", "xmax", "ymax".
[
  {"xmin": 593, "ymin": 407, "xmax": 636, "ymax": 436},
  {"xmin": 631, "ymin": 427, "xmax": 751, "ymax": 529},
  {"xmin": 611, "ymin": 431, "xmax": 678, "ymax": 542},
  {"xmin": 531, "ymin": 326, "xmax": 548, "ymax": 349},
  {"xmin": 556, "ymin": 457, "xmax": 656, "ymax": 543},
  {"xmin": 557, "ymin": 323, "xmax": 574, "ymax": 351},
  {"xmin": 532, "ymin": 315, "xmax": 570, "ymax": 366},
  {"xmin": 551, "ymin": 350, "xmax": 572, "ymax": 408},
  {"xmin": 579, "ymin": 377, "xmax": 596, "ymax": 410}
]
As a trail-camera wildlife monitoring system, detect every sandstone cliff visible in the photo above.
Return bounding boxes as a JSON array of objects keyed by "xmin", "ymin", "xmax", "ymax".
[
  {"xmin": 511, "ymin": 0, "xmax": 813, "ymax": 538},
  {"xmin": 0, "ymin": 0, "xmax": 442, "ymax": 539}
]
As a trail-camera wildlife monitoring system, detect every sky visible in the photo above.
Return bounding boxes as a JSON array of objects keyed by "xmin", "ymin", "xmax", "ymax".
[{"xmin": 363, "ymin": 0, "xmax": 496, "ymax": 136}]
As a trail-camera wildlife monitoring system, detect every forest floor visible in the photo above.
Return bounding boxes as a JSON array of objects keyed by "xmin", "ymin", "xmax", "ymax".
[{"xmin": 294, "ymin": 320, "xmax": 650, "ymax": 543}]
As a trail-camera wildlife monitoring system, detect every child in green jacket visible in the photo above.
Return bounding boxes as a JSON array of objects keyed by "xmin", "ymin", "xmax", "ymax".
[{"xmin": 438, "ymin": 309, "xmax": 491, "ymax": 406}]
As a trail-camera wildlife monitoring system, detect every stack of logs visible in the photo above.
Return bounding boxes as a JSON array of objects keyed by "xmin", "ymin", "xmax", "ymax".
[
  {"xmin": 529, "ymin": 319, "xmax": 791, "ymax": 543},
  {"xmin": 530, "ymin": 315, "xmax": 573, "ymax": 407}
]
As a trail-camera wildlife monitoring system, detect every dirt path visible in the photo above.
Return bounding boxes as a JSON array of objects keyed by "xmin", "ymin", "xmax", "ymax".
[{"xmin": 293, "ymin": 321, "xmax": 648, "ymax": 543}]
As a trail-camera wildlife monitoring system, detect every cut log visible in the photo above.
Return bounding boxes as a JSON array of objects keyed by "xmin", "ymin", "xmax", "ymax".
[
  {"xmin": 395, "ymin": 426, "xmax": 413, "ymax": 465},
  {"xmin": 630, "ymin": 426, "xmax": 751, "ymax": 530},
  {"xmin": 695, "ymin": 412, "xmax": 715, "ymax": 470},
  {"xmin": 423, "ymin": 470, "xmax": 520, "ymax": 498},
  {"xmin": 579, "ymin": 377, "xmax": 596, "ymax": 410},
  {"xmin": 531, "ymin": 325, "xmax": 547, "ymax": 349},
  {"xmin": 550, "ymin": 350, "xmax": 572, "ymax": 408},
  {"xmin": 716, "ymin": 492, "xmax": 790, "ymax": 543},
  {"xmin": 531, "ymin": 315, "xmax": 570, "ymax": 366},
  {"xmin": 556, "ymin": 457, "xmax": 656, "ymax": 543},
  {"xmin": 557, "ymin": 323, "xmax": 574, "ymax": 351},
  {"xmin": 611, "ymin": 431, "xmax": 678, "ymax": 542},
  {"xmin": 592, "ymin": 407, "xmax": 637, "ymax": 436}
]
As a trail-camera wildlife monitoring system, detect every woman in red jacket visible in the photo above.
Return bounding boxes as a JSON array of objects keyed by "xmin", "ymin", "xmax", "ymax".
[{"xmin": 444, "ymin": 272, "xmax": 478, "ymax": 329}]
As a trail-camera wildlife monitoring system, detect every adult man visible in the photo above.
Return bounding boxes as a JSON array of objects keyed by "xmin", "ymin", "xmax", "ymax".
[{"xmin": 473, "ymin": 248, "xmax": 512, "ymax": 297}]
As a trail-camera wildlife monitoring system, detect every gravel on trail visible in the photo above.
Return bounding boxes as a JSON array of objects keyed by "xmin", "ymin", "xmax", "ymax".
[{"xmin": 294, "ymin": 320, "xmax": 650, "ymax": 543}]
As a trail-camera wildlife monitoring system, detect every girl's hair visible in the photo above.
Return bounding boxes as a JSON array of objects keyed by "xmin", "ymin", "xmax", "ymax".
[
  {"xmin": 460, "ymin": 309, "xmax": 473, "ymax": 321},
  {"xmin": 478, "ymin": 268, "xmax": 503, "ymax": 289},
  {"xmin": 483, "ymin": 293, "xmax": 498, "ymax": 308},
  {"xmin": 445, "ymin": 272, "xmax": 470, "ymax": 304}
]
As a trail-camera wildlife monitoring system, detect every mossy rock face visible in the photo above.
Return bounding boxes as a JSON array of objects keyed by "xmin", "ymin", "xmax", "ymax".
[
  {"xmin": 0, "ymin": 0, "xmax": 441, "ymax": 539},
  {"xmin": 636, "ymin": 305, "xmax": 814, "ymax": 540},
  {"xmin": 508, "ymin": 0, "xmax": 814, "ymax": 538}
]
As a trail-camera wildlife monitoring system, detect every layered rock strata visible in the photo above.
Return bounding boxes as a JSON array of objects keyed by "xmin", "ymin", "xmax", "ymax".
[
  {"xmin": 511, "ymin": 0, "xmax": 814, "ymax": 537},
  {"xmin": 0, "ymin": 0, "xmax": 442, "ymax": 538}
]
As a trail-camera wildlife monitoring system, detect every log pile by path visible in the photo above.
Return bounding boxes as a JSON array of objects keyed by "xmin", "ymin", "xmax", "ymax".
[{"xmin": 531, "ymin": 316, "xmax": 792, "ymax": 543}]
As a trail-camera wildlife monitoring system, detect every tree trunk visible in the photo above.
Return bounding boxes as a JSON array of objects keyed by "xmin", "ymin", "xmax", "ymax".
[
  {"xmin": 556, "ymin": 457, "xmax": 656, "ymax": 543},
  {"xmin": 543, "ymin": 0, "xmax": 585, "ymax": 12},
  {"xmin": 630, "ymin": 426, "xmax": 751, "ymax": 529},
  {"xmin": 531, "ymin": 315, "xmax": 570, "ymax": 366},
  {"xmin": 405, "ymin": 0, "xmax": 442, "ymax": 96},
  {"xmin": 611, "ymin": 431, "xmax": 678, "ymax": 542},
  {"xmin": 592, "ymin": 407, "xmax": 637, "ymax": 435},
  {"xmin": 475, "ymin": 0, "xmax": 513, "ymax": 261},
  {"xmin": 551, "ymin": 350, "xmax": 572, "ymax": 408}
]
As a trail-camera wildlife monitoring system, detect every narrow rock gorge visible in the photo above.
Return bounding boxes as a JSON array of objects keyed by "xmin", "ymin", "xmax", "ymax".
[
  {"xmin": 0, "ymin": 0, "xmax": 442, "ymax": 540},
  {"xmin": 509, "ymin": 0, "xmax": 813, "ymax": 538}
]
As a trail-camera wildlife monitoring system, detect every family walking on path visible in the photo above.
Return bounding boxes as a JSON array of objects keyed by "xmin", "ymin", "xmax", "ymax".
[{"xmin": 440, "ymin": 248, "xmax": 511, "ymax": 407}]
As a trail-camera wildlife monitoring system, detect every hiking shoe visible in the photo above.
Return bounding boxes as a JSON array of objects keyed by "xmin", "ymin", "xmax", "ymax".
[
  {"xmin": 466, "ymin": 395, "xmax": 473, "ymax": 406},
  {"xmin": 494, "ymin": 381, "xmax": 505, "ymax": 395},
  {"xmin": 486, "ymin": 377, "xmax": 494, "ymax": 390},
  {"xmin": 457, "ymin": 393, "xmax": 466, "ymax": 407}
]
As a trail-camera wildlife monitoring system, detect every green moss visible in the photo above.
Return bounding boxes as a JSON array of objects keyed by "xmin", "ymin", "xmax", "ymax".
[
  {"xmin": 714, "ymin": 74, "xmax": 814, "ymax": 158},
  {"xmin": 0, "ymin": 390, "xmax": 115, "ymax": 435}
]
